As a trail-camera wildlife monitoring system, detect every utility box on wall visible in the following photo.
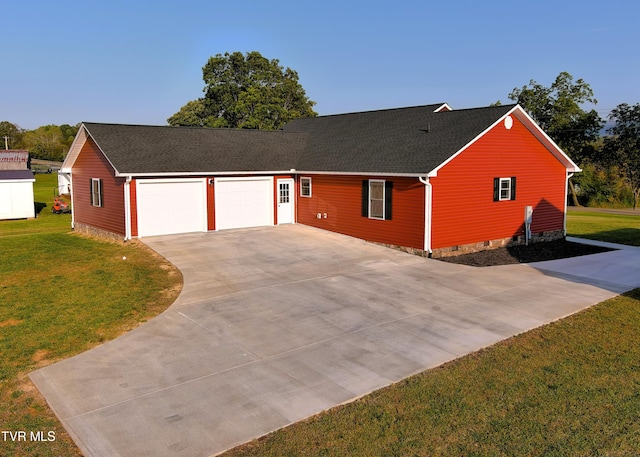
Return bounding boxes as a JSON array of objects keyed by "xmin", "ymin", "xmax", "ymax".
[{"xmin": 524, "ymin": 205, "xmax": 533, "ymax": 244}]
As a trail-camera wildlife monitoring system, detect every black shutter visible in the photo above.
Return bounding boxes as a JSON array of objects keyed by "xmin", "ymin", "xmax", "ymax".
[
  {"xmin": 361, "ymin": 180, "xmax": 369, "ymax": 217},
  {"xmin": 384, "ymin": 181, "xmax": 393, "ymax": 220},
  {"xmin": 89, "ymin": 179, "xmax": 94, "ymax": 206},
  {"xmin": 99, "ymin": 179, "xmax": 104, "ymax": 207},
  {"xmin": 510, "ymin": 177, "xmax": 516, "ymax": 200},
  {"xmin": 493, "ymin": 178, "xmax": 499, "ymax": 201}
]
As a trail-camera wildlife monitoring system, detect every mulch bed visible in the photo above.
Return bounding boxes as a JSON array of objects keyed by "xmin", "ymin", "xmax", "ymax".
[{"xmin": 438, "ymin": 240, "xmax": 613, "ymax": 267}]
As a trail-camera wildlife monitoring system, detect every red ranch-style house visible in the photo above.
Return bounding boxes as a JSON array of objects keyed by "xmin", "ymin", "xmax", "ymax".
[{"xmin": 60, "ymin": 103, "xmax": 580, "ymax": 257}]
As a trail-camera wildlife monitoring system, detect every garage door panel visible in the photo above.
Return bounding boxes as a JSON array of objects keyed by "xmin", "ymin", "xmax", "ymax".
[
  {"xmin": 137, "ymin": 179, "xmax": 206, "ymax": 237},
  {"xmin": 215, "ymin": 178, "xmax": 273, "ymax": 230}
]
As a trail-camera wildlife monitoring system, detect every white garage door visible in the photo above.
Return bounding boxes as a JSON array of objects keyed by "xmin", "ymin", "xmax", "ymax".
[
  {"xmin": 215, "ymin": 177, "xmax": 274, "ymax": 230},
  {"xmin": 137, "ymin": 179, "xmax": 207, "ymax": 237}
]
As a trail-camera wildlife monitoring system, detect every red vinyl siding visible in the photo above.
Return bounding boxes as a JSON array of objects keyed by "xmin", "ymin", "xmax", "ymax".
[
  {"xmin": 297, "ymin": 175, "xmax": 425, "ymax": 249},
  {"xmin": 73, "ymin": 138, "xmax": 126, "ymax": 236},
  {"xmin": 430, "ymin": 116, "xmax": 566, "ymax": 249}
]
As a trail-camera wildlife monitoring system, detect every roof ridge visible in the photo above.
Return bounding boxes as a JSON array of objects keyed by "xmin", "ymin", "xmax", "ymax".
[
  {"xmin": 83, "ymin": 122, "xmax": 301, "ymax": 134},
  {"xmin": 434, "ymin": 103, "xmax": 517, "ymax": 114},
  {"xmin": 313, "ymin": 103, "xmax": 448, "ymax": 119}
]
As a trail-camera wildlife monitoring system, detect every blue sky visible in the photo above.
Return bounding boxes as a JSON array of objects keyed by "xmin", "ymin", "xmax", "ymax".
[{"xmin": 2, "ymin": 0, "xmax": 638, "ymax": 130}]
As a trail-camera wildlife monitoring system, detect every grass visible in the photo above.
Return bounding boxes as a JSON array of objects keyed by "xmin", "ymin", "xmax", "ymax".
[
  {"xmin": 567, "ymin": 209, "xmax": 640, "ymax": 246},
  {"xmin": 2, "ymin": 181, "xmax": 638, "ymax": 456},
  {"xmin": 0, "ymin": 174, "xmax": 182, "ymax": 457}
]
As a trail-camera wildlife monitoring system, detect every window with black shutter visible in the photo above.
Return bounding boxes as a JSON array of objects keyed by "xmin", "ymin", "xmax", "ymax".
[
  {"xmin": 362, "ymin": 179, "xmax": 392, "ymax": 220},
  {"xmin": 493, "ymin": 177, "xmax": 516, "ymax": 201}
]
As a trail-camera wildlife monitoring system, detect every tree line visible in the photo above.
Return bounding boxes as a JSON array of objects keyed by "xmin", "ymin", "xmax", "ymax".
[{"xmin": 0, "ymin": 122, "xmax": 78, "ymax": 162}]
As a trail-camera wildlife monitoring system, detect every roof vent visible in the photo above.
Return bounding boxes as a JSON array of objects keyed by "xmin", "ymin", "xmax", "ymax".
[{"xmin": 419, "ymin": 123, "xmax": 431, "ymax": 133}]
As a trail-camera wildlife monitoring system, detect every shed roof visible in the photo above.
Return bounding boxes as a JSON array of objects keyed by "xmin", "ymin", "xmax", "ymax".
[
  {"xmin": 0, "ymin": 150, "xmax": 29, "ymax": 162},
  {"xmin": 0, "ymin": 170, "xmax": 35, "ymax": 181},
  {"xmin": 0, "ymin": 150, "xmax": 30, "ymax": 170}
]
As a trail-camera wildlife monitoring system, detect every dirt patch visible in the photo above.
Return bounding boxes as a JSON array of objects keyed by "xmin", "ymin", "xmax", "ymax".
[
  {"xmin": 0, "ymin": 318, "xmax": 22, "ymax": 327},
  {"xmin": 438, "ymin": 240, "xmax": 613, "ymax": 267},
  {"xmin": 32, "ymin": 349, "xmax": 51, "ymax": 364}
]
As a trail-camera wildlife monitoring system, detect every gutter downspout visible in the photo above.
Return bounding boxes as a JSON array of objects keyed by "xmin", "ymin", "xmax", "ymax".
[
  {"xmin": 124, "ymin": 176, "xmax": 132, "ymax": 241},
  {"xmin": 69, "ymin": 173, "xmax": 75, "ymax": 230},
  {"xmin": 564, "ymin": 172, "xmax": 574, "ymax": 237},
  {"xmin": 418, "ymin": 176, "xmax": 432, "ymax": 256}
]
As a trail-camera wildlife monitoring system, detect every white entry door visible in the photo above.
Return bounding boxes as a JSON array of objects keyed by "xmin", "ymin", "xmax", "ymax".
[{"xmin": 277, "ymin": 179, "xmax": 294, "ymax": 224}]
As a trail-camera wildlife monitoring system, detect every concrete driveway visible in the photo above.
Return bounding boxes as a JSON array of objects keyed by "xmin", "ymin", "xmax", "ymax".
[{"xmin": 31, "ymin": 225, "xmax": 640, "ymax": 457}]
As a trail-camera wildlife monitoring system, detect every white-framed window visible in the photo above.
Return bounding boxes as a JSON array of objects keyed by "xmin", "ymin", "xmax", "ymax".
[
  {"xmin": 369, "ymin": 180, "xmax": 385, "ymax": 219},
  {"xmin": 90, "ymin": 178, "xmax": 103, "ymax": 207},
  {"xmin": 362, "ymin": 179, "xmax": 392, "ymax": 220},
  {"xmin": 300, "ymin": 177, "xmax": 312, "ymax": 197},
  {"xmin": 494, "ymin": 177, "xmax": 516, "ymax": 201},
  {"xmin": 499, "ymin": 178, "xmax": 511, "ymax": 200},
  {"xmin": 279, "ymin": 181, "xmax": 290, "ymax": 203}
]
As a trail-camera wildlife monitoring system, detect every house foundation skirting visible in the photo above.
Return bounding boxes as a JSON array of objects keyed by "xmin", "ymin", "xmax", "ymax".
[
  {"xmin": 430, "ymin": 230, "xmax": 565, "ymax": 258},
  {"xmin": 74, "ymin": 222, "xmax": 126, "ymax": 243},
  {"xmin": 373, "ymin": 229, "xmax": 565, "ymax": 259}
]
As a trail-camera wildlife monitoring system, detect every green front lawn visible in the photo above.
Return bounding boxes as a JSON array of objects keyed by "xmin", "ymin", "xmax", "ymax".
[
  {"xmin": 0, "ymin": 174, "xmax": 182, "ymax": 456},
  {"xmin": 567, "ymin": 210, "xmax": 640, "ymax": 246}
]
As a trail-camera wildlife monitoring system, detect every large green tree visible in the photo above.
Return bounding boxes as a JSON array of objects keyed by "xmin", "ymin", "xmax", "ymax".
[
  {"xmin": 605, "ymin": 103, "xmax": 640, "ymax": 209},
  {"xmin": 22, "ymin": 124, "xmax": 78, "ymax": 161},
  {"xmin": 0, "ymin": 121, "xmax": 24, "ymax": 149},
  {"xmin": 168, "ymin": 51, "xmax": 317, "ymax": 130},
  {"xmin": 509, "ymin": 71, "xmax": 603, "ymax": 164},
  {"xmin": 509, "ymin": 72, "xmax": 604, "ymax": 206}
]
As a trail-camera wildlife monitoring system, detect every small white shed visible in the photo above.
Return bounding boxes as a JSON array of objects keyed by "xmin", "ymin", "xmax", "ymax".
[{"xmin": 0, "ymin": 170, "xmax": 36, "ymax": 220}]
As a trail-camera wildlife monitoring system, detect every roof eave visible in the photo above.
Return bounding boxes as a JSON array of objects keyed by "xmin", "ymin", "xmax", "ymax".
[
  {"xmin": 117, "ymin": 170, "xmax": 297, "ymax": 178},
  {"xmin": 510, "ymin": 106, "xmax": 582, "ymax": 173},
  {"xmin": 427, "ymin": 110, "xmax": 511, "ymax": 178},
  {"xmin": 0, "ymin": 178, "xmax": 36, "ymax": 183},
  {"xmin": 61, "ymin": 124, "xmax": 93, "ymax": 170},
  {"xmin": 427, "ymin": 105, "xmax": 582, "ymax": 177},
  {"xmin": 118, "ymin": 170, "xmax": 429, "ymax": 178},
  {"xmin": 291, "ymin": 170, "xmax": 429, "ymax": 177},
  {"xmin": 63, "ymin": 124, "xmax": 121, "ymax": 175}
]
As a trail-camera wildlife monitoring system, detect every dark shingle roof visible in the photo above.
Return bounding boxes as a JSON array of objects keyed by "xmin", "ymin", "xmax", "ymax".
[
  {"xmin": 82, "ymin": 103, "xmax": 517, "ymax": 176},
  {"xmin": 285, "ymin": 104, "xmax": 516, "ymax": 174},
  {"xmin": 83, "ymin": 123, "xmax": 307, "ymax": 174}
]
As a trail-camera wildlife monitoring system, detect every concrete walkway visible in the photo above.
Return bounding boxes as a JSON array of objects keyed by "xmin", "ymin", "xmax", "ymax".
[{"xmin": 30, "ymin": 226, "xmax": 640, "ymax": 457}]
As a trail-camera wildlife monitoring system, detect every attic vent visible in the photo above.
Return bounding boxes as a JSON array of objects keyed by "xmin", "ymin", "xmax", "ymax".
[
  {"xmin": 504, "ymin": 115, "xmax": 514, "ymax": 130},
  {"xmin": 419, "ymin": 123, "xmax": 431, "ymax": 133}
]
